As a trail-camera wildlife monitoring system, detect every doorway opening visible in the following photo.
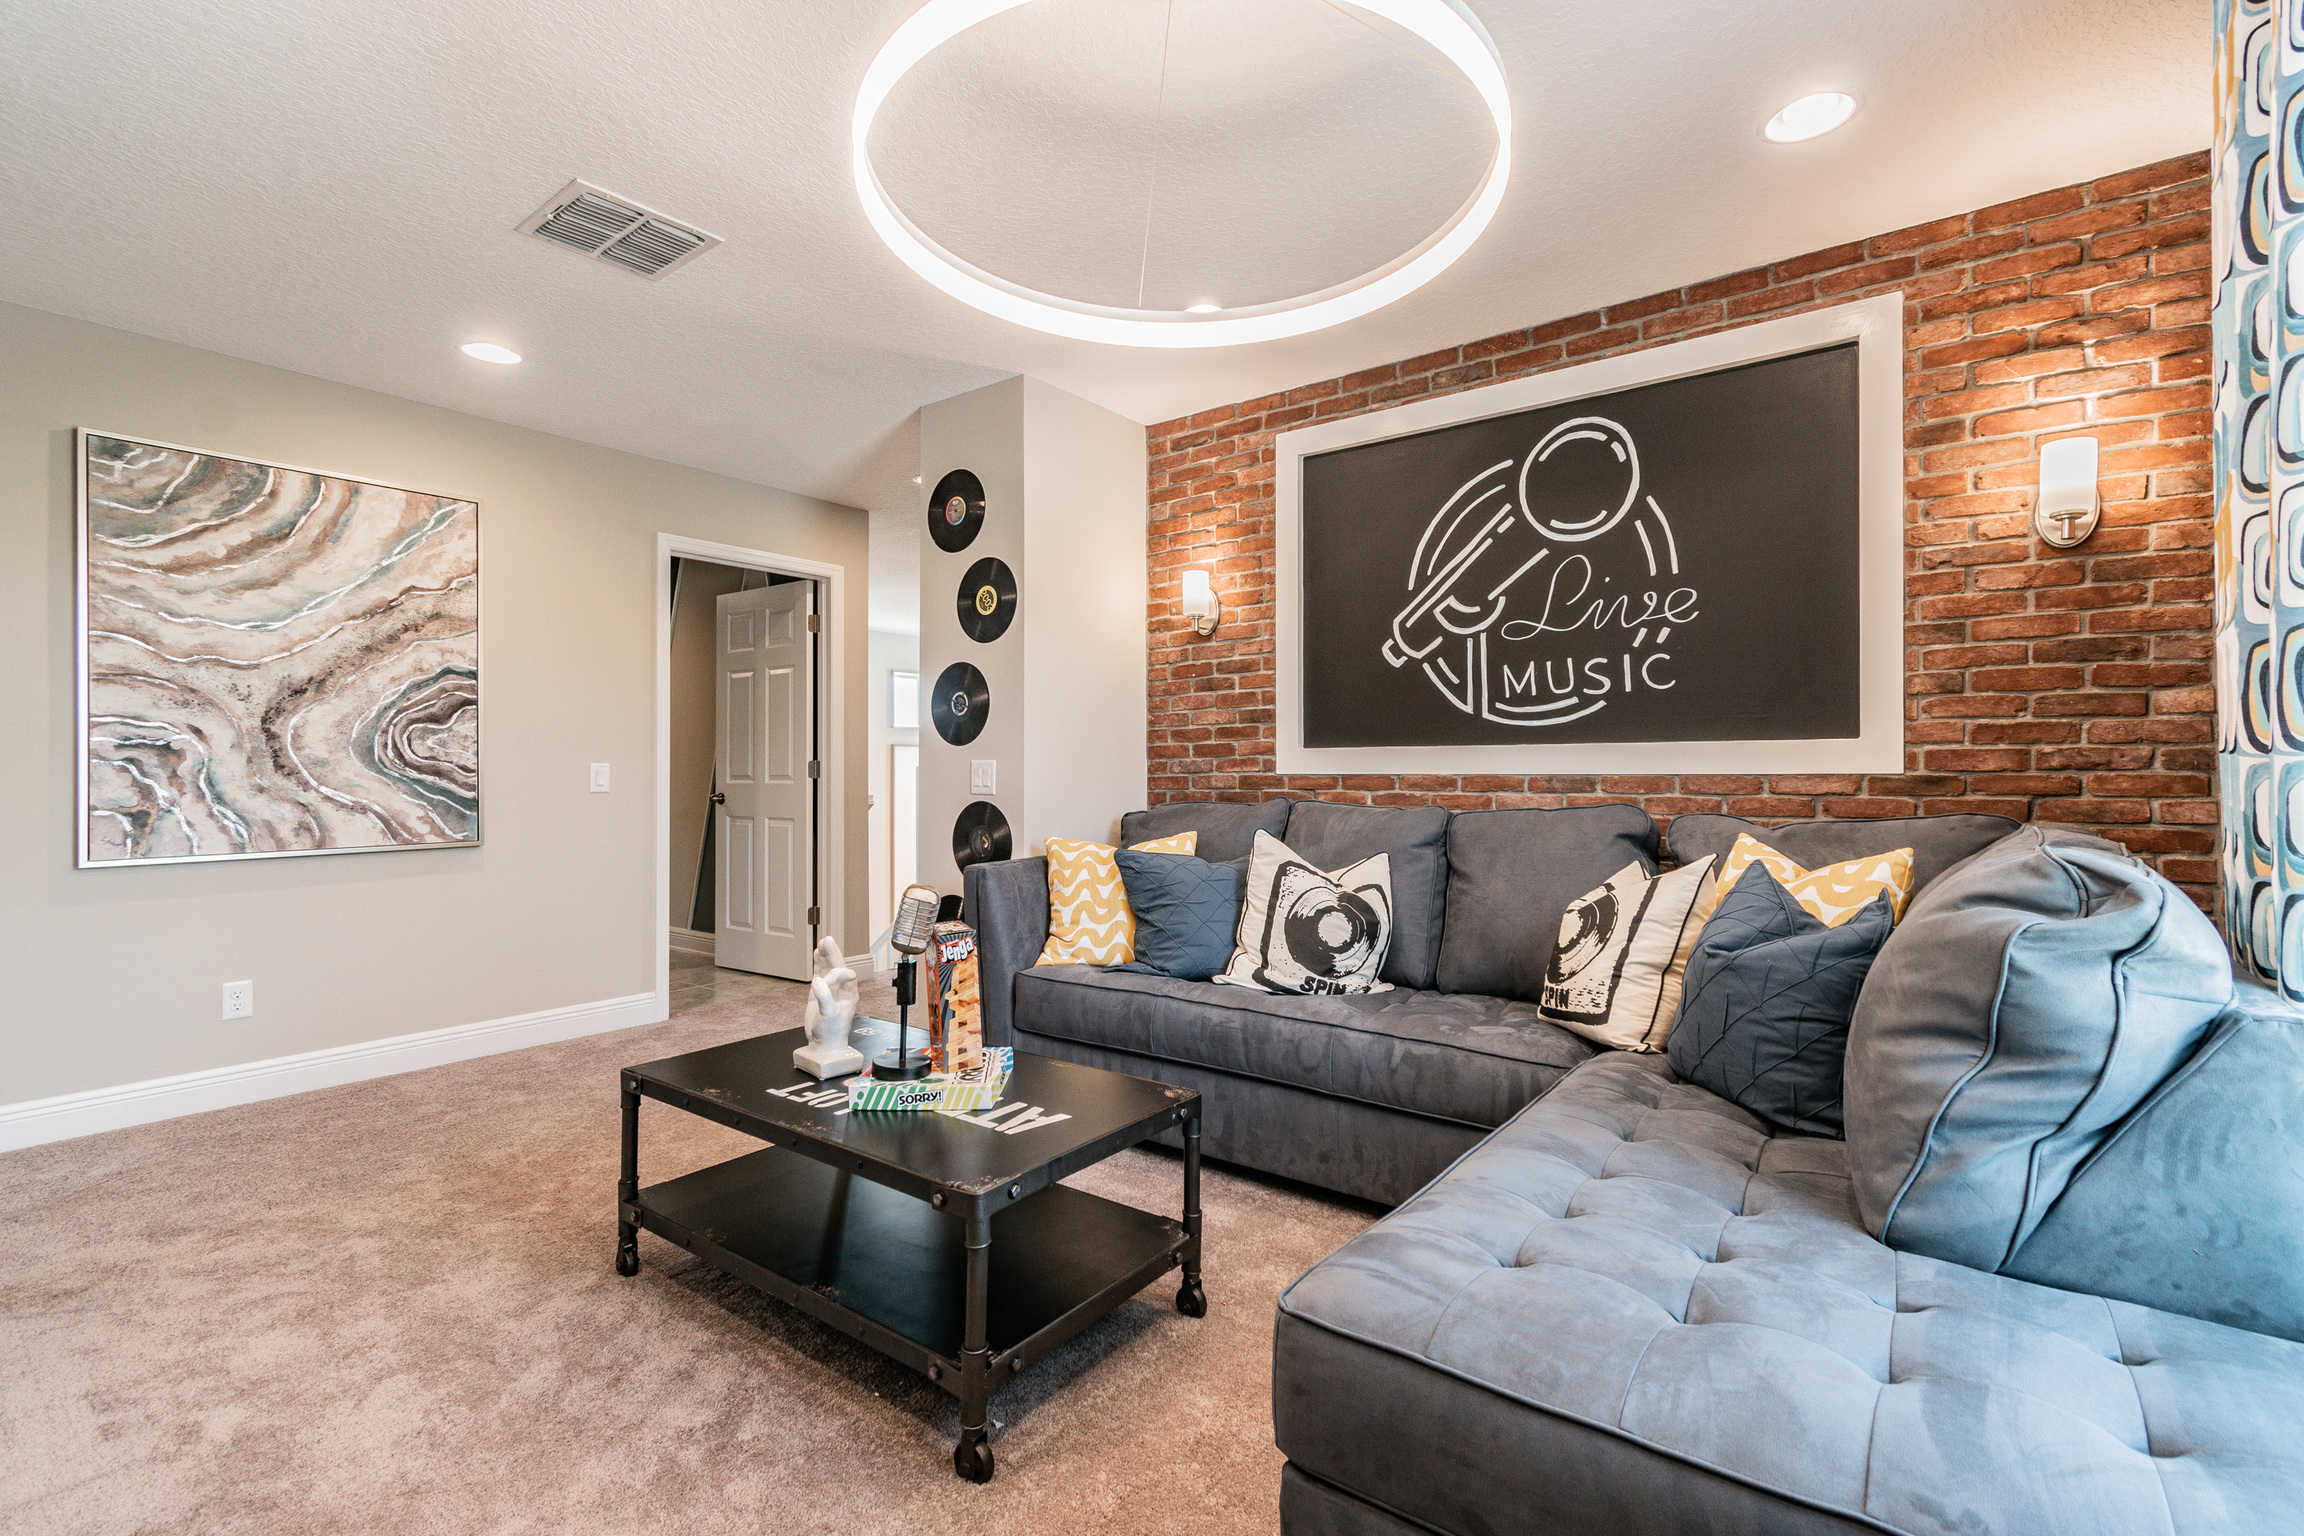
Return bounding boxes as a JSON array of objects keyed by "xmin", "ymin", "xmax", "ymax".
[{"xmin": 656, "ymin": 535, "xmax": 850, "ymax": 1019}]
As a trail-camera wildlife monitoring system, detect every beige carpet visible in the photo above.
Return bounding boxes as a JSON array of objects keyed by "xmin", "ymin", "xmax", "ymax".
[{"xmin": 0, "ymin": 979, "xmax": 1376, "ymax": 1535}]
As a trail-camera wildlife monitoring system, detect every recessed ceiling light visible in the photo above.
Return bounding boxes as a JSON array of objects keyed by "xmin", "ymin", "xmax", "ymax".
[
  {"xmin": 460, "ymin": 342, "xmax": 521, "ymax": 365},
  {"xmin": 1763, "ymin": 92, "xmax": 1858, "ymax": 143},
  {"xmin": 912, "ymin": 475, "xmax": 924, "ymax": 484},
  {"xmin": 1185, "ymin": 303, "xmax": 1221, "ymax": 315}
]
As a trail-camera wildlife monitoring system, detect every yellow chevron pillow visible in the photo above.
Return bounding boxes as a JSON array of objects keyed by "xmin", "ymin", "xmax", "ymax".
[
  {"xmin": 1035, "ymin": 832, "xmax": 1198, "ymax": 967},
  {"xmin": 1704, "ymin": 833, "xmax": 1916, "ymax": 928}
]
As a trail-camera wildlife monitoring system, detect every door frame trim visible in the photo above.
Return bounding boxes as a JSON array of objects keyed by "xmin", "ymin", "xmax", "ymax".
[{"xmin": 654, "ymin": 533, "xmax": 849, "ymax": 1018}]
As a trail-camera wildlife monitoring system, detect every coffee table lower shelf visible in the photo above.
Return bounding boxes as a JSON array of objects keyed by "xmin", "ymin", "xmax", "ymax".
[{"xmin": 630, "ymin": 1146, "xmax": 1188, "ymax": 1384}]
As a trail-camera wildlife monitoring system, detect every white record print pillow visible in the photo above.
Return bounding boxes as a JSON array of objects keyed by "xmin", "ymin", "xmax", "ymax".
[
  {"xmin": 1214, "ymin": 831, "xmax": 1395, "ymax": 996},
  {"xmin": 1538, "ymin": 855, "xmax": 1715, "ymax": 1051}
]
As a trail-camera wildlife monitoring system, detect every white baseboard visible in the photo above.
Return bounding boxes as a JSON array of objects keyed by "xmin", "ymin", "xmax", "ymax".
[{"xmin": 0, "ymin": 991, "xmax": 661, "ymax": 1154}]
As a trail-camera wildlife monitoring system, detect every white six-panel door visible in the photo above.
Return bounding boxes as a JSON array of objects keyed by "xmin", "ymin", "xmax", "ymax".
[{"xmin": 715, "ymin": 581, "xmax": 815, "ymax": 979}]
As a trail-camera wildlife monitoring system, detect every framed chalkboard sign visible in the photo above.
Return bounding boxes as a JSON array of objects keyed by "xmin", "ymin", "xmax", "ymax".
[{"xmin": 1273, "ymin": 293, "xmax": 1904, "ymax": 775}]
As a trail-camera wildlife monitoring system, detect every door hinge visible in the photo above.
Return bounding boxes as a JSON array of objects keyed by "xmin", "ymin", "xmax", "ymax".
[
  {"xmin": 806, "ymin": 614, "xmax": 821, "ymax": 633},
  {"xmin": 807, "ymin": 905, "xmax": 821, "ymax": 926},
  {"xmin": 807, "ymin": 760, "xmax": 820, "ymax": 779}
]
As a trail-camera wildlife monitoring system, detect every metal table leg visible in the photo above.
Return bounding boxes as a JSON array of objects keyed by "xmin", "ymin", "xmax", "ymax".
[
  {"xmin": 954, "ymin": 1202, "xmax": 995, "ymax": 1482},
  {"xmin": 1177, "ymin": 1106, "xmax": 1206, "ymax": 1317},
  {"xmin": 615, "ymin": 1078, "xmax": 641, "ymax": 1277}
]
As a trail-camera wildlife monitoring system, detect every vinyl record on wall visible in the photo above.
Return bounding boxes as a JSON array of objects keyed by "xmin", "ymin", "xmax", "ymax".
[
  {"xmin": 930, "ymin": 661, "xmax": 990, "ymax": 746},
  {"xmin": 956, "ymin": 557, "xmax": 1017, "ymax": 643},
  {"xmin": 952, "ymin": 800, "xmax": 1013, "ymax": 871},
  {"xmin": 928, "ymin": 469, "xmax": 985, "ymax": 553}
]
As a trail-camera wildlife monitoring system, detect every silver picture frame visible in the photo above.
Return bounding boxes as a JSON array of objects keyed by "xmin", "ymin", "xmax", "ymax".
[{"xmin": 76, "ymin": 428, "xmax": 483, "ymax": 867}]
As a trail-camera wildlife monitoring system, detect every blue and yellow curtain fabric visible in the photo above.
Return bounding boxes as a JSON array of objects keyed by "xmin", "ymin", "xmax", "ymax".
[{"xmin": 2216, "ymin": 1, "xmax": 2300, "ymax": 992}]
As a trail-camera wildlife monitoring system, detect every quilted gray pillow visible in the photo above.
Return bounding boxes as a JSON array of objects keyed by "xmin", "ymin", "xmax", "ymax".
[
  {"xmin": 1845, "ymin": 826, "xmax": 2233, "ymax": 1271},
  {"xmin": 1109, "ymin": 849, "xmax": 1245, "ymax": 982},
  {"xmin": 1666, "ymin": 863, "xmax": 1892, "ymax": 1136}
]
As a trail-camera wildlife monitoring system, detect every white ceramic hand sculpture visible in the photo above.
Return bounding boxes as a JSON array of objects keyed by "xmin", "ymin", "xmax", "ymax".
[{"xmin": 795, "ymin": 935, "xmax": 866, "ymax": 1079}]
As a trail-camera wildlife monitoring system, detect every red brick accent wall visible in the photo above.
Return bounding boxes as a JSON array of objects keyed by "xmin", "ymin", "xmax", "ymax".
[{"xmin": 1145, "ymin": 152, "xmax": 2216, "ymax": 907}]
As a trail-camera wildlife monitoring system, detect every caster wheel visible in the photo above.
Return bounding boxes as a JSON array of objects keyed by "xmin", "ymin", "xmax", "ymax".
[
  {"xmin": 615, "ymin": 1247, "xmax": 639, "ymax": 1277},
  {"xmin": 1177, "ymin": 1279, "xmax": 1207, "ymax": 1318},
  {"xmin": 955, "ymin": 1438, "xmax": 995, "ymax": 1483}
]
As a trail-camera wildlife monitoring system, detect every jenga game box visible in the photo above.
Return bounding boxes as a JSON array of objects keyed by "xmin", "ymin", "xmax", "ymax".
[{"xmin": 922, "ymin": 920, "xmax": 984, "ymax": 1075}]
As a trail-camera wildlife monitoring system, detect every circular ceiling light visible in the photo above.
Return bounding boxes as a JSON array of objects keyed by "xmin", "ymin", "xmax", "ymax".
[
  {"xmin": 853, "ymin": 0, "xmax": 1512, "ymax": 349},
  {"xmin": 1762, "ymin": 91, "xmax": 1858, "ymax": 143},
  {"xmin": 460, "ymin": 342, "xmax": 522, "ymax": 364}
]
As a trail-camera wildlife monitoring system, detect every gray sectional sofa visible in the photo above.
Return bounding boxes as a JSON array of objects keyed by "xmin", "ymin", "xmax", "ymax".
[
  {"xmin": 966, "ymin": 800, "xmax": 2304, "ymax": 1536},
  {"xmin": 965, "ymin": 798, "xmax": 2016, "ymax": 1204}
]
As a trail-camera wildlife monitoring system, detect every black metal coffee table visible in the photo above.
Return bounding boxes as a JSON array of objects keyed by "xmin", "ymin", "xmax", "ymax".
[{"xmin": 614, "ymin": 1027, "xmax": 1205, "ymax": 1482}]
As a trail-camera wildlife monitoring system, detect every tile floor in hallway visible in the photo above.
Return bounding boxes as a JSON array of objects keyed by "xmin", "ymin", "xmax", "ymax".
[{"xmin": 667, "ymin": 942, "xmax": 806, "ymax": 1016}]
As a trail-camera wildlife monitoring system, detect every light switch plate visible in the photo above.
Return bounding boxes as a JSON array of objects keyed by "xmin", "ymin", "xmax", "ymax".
[
  {"xmin": 970, "ymin": 759, "xmax": 997, "ymax": 795},
  {"xmin": 590, "ymin": 763, "xmax": 611, "ymax": 793}
]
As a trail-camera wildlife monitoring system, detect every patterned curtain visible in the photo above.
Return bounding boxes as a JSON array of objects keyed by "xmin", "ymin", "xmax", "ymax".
[{"xmin": 2217, "ymin": 2, "xmax": 2288, "ymax": 990}]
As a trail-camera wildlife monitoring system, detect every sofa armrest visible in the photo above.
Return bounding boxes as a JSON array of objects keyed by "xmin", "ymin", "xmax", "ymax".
[{"xmin": 962, "ymin": 857, "xmax": 1048, "ymax": 1047}]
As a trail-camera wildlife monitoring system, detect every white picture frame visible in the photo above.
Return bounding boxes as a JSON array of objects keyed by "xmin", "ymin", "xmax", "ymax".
[{"xmin": 1271, "ymin": 291, "xmax": 1905, "ymax": 776}]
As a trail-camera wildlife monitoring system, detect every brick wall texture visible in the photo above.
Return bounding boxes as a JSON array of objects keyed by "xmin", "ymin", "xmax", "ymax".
[{"xmin": 1143, "ymin": 151, "xmax": 2217, "ymax": 908}]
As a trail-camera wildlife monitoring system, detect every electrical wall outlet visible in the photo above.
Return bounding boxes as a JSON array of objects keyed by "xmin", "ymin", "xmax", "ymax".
[
  {"xmin": 590, "ymin": 762, "xmax": 611, "ymax": 793},
  {"xmin": 970, "ymin": 759, "xmax": 997, "ymax": 795},
  {"xmin": 221, "ymin": 980, "xmax": 254, "ymax": 1020}
]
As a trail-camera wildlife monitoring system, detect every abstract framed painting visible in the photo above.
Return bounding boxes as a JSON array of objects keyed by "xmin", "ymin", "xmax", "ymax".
[{"xmin": 76, "ymin": 430, "xmax": 481, "ymax": 867}]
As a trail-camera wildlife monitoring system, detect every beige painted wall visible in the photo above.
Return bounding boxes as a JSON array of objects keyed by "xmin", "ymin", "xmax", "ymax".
[
  {"xmin": 867, "ymin": 628, "xmax": 921, "ymax": 936},
  {"xmin": 916, "ymin": 376, "xmax": 1146, "ymax": 896},
  {"xmin": 0, "ymin": 301, "xmax": 871, "ymax": 1104}
]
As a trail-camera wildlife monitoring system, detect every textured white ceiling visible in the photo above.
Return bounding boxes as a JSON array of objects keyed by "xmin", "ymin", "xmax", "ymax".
[{"xmin": 0, "ymin": 0, "xmax": 2205, "ymax": 530}]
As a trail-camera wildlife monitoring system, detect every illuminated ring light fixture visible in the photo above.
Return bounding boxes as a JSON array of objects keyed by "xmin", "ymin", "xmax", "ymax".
[{"xmin": 853, "ymin": 0, "xmax": 1511, "ymax": 349}]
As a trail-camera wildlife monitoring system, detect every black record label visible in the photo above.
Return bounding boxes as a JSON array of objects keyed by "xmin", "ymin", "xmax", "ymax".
[
  {"xmin": 957, "ymin": 557, "xmax": 1017, "ymax": 643},
  {"xmin": 930, "ymin": 661, "xmax": 989, "ymax": 746},
  {"xmin": 952, "ymin": 800, "xmax": 1013, "ymax": 871},
  {"xmin": 928, "ymin": 469, "xmax": 985, "ymax": 553}
]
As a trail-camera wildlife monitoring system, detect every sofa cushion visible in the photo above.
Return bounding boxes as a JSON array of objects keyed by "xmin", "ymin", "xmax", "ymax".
[
  {"xmin": 1666, "ymin": 865, "xmax": 1892, "ymax": 1137},
  {"xmin": 1214, "ymin": 831, "xmax": 1393, "ymax": 996},
  {"xmin": 1845, "ymin": 826, "xmax": 2233, "ymax": 1272},
  {"xmin": 1277, "ymin": 802, "xmax": 1451, "ymax": 990},
  {"xmin": 1275, "ymin": 1051, "xmax": 2304, "ymax": 1536},
  {"xmin": 1110, "ymin": 848, "xmax": 1244, "ymax": 982},
  {"xmin": 1012, "ymin": 964, "xmax": 1598, "ymax": 1129},
  {"xmin": 1436, "ymin": 804, "xmax": 1660, "ymax": 1003},
  {"xmin": 2005, "ymin": 989, "xmax": 2304, "ymax": 1342},
  {"xmin": 1120, "ymin": 799, "xmax": 1291, "ymax": 864},
  {"xmin": 1034, "ymin": 831, "xmax": 1196, "ymax": 966},
  {"xmin": 1539, "ymin": 855, "xmax": 1717, "ymax": 1052},
  {"xmin": 1710, "ymin": 832, "xmax": 1916, "ymax": 926},
  {"xmin": 1665, "ymin": 812, "xmax": 2016, "ymax": 897}
]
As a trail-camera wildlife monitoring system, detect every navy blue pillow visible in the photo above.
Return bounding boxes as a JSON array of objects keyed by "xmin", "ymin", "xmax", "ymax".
[
  {"xmin": 1666, "ymin": 863, "xmax": 1893, "ymax": 1138},
  {"xmin": 1110, "ymin": 850, "xmax": 1246, "ymax": 982}
]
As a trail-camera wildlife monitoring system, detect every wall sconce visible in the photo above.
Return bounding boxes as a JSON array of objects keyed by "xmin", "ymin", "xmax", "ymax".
[
  {"xmin": 1180, "ymin": 567, "xmax": 1221, "ymax": 637},
  {"xmin": 2034, "ymin": 436, "xmax": 2100, "ymax": 548}
]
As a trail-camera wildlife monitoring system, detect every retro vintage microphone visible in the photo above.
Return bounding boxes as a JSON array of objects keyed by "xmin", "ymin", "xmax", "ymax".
[{"xmin": 878, "ymin": 884, "xmax": 946, "ymax": 1079}]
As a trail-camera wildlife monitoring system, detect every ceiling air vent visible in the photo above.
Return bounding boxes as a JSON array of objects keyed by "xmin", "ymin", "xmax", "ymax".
[{"xmin": 516, "ymin": 179, "xmax": 721, "ymax": 279}]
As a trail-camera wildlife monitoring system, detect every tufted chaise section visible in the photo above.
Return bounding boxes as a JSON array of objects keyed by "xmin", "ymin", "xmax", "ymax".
[{"xmin": 1275, "ymin": 1053, "xmax": 2304, "ymax": 1536}]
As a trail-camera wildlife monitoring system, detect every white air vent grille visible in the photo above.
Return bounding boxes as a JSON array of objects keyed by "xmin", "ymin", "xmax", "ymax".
[{"xmin": 517, "ymin": 179, "xmax": 720, "ymax": 279}]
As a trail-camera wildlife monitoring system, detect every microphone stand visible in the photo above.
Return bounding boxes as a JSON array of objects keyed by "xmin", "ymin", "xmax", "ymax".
[{"xmin": 880, "ymin": 953, "xmax": 931, "ymax": 1079}]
